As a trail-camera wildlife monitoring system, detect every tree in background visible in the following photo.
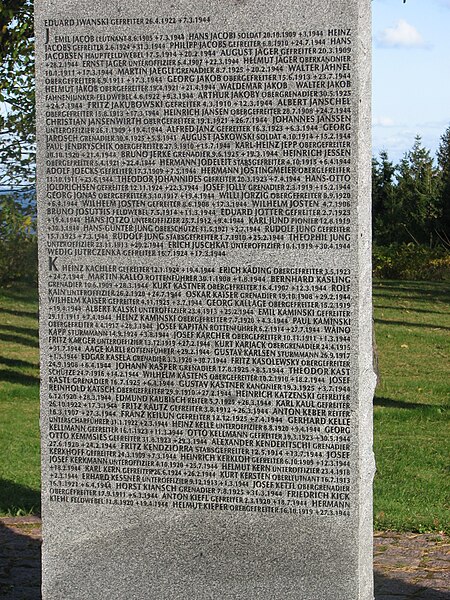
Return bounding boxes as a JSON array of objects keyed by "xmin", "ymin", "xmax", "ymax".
[
  {"xmin": 395, "ymin": 136, "xmax": 441, "ymax": 246},
  {"xmin": 0, "ymin": 0, "xmax": 35, "ymax": 186},
  {"xmin": 372, "ymin": 135, "xmax": 450, "ymax": 280},
  {"xmin": 372, "ymin": 151, "xmax": 399, "ymax": 245},
  {"xmin": 0, "ymin": 0, "xmax": 36, "ymax": 283},
  {"xmin": 0, "ymin": 191, "xmax": 36, "ymax": 283},
  {"xmin": 436, "ymin": 125, "xmax": 450, "ymax": 247}
]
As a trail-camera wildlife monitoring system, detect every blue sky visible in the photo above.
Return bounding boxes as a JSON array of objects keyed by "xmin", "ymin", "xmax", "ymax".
[{"xmin": 372, "ymin": 0, "xmax": 450, "ymax": 163}]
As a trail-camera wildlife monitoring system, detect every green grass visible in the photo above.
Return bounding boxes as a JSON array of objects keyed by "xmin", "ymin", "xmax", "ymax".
[
  {"xmin": 0, "ymin": 280, "xmax": 448, "ymax": 532},
  {"xmin": 373, "ymin": 280, "xmax": 449, "ymax": 533},
  {"xmin": 0, "ymin": 282, "xmax": 40, "ymax": 516}
]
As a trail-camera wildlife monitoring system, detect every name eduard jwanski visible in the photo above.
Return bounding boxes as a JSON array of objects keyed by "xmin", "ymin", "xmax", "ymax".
[{"xmin": 44, "ymin": 18, "xmax": 149, "ymax": 27}]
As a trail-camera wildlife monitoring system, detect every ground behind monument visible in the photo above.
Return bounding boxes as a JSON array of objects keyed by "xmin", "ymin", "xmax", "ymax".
[
  {"xmin": 372, "ymin": 280, "xmax": 449, "ymax": 533},
  {"xmin": 0, "ymin": 516, "xmax": 448, "ymax": 599},
  {"xmin": 1, "ymin": 280, "xmax": 448, "ymax": 533}
]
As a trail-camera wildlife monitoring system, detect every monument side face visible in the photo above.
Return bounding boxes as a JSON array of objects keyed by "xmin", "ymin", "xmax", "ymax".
[{"xmin": 36, "ymin": 1, "xmax": 374, "ymax": 598}]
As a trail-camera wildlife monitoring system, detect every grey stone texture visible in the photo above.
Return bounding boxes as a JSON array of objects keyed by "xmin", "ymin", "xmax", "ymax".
[
  {"xmin": 2, "ymin": 520, "xmax": 449, "ymax": 600},
  {"xmin": 36, "ymin": 1, "xmax": 374, "ymax": 598}
]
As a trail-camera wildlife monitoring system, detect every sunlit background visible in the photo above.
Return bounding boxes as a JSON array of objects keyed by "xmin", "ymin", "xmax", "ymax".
[{"xmin": 372, "ymin": 0, "xmax": 450, "ymax": 162}]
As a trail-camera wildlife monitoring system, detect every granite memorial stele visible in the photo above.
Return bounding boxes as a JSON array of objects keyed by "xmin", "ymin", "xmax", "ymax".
[{"xmin": 36, "ymin": 0, "xmax": 376, "ymax": 598}]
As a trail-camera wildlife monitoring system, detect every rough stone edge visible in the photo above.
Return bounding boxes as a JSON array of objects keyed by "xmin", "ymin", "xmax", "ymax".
[
  {"xmin": 34, "ymin": 6, "xmax": 51, "ymax": 600},
  {"xmin": 357, "ymin": 1, "xmax": 376, "ymax": 599}
]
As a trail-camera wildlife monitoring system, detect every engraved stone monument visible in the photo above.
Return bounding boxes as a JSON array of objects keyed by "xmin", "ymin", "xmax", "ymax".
[{"xmin": 36, "ymin": 1, "xmax": 375, "ymax": 598}]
